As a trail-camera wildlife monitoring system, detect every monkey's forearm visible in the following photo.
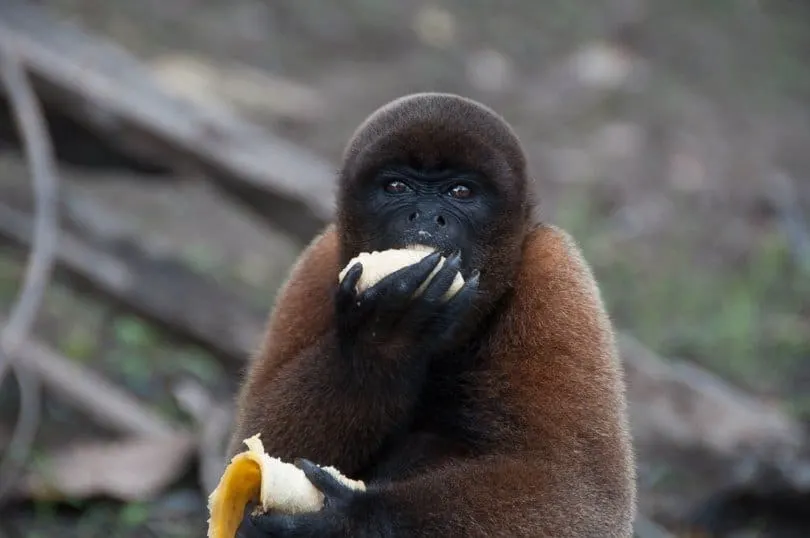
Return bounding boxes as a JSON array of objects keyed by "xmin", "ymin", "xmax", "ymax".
[
  {"xmin": 230, "ymin": 331, "xmax": 428, "ymax": 471},
  {"xmin": 244, "ymin": 452, "xmax": 635, "ymax": 538},
  {"xmin": 356, "ymin": 454, "xmax": 633, "ymax": 538}
]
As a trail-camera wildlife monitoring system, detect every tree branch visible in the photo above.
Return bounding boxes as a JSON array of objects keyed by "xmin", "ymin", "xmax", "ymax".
[
  {"xmin": 0, "ymin": 38, "xmax": 59, "ymax": 504},
  {"xmin": 6, "ymin": 332, "xmax": 181, "ymax": 439},
  {"xmin": 0, "ymin": 31, "xmax": 59, "ymax": 382}
]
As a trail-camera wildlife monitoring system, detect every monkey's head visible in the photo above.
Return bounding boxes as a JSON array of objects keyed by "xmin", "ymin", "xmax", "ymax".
[{"xmin": 336, "ymin": 92, "xmax": 533, "ymax": 304}]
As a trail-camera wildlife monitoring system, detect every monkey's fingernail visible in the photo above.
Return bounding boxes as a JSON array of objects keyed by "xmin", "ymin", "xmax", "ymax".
[
  {"xmin": 293, "ymin": 457, "xmax": 315, "ymax": 470},
  {"xmin": 422, "ymin": 251, "xmax": 443, "ymax": 268}
]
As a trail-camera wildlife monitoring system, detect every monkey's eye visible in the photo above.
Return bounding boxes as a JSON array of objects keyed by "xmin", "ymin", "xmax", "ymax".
[
  {"xmin": 448, "ymin": 184, "xmax": 473, "ymax": 199},
  {"xmin": 384, "ymin": 180, "xmax": 408, "ymax": 194}
]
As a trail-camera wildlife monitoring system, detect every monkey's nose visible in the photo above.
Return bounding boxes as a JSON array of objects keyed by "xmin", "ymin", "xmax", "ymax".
[{"xmin": 405, "ymin": 208, "xmax": 447, "ymax": 232}]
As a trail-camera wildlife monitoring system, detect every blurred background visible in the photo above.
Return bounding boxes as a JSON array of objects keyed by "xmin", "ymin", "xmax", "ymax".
[{"xmin": 0, "ymin": 0, "xmax": 809, "ymax": 536}]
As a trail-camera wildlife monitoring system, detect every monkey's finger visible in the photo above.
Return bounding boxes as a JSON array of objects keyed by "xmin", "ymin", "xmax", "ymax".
[
  {"xmin": 437, "ymin": 270, "xmax": 479, "ymax": 330},
  {"xmin": 400, "ymin": 251, "xmax": 462, "ymax": 332},
  {"xmin": 336, "ymin": 263, "xmax": 377, "ymax": 327},
  {"xmin": 237, "ymin": 512, "xmax": 298, "ymax": 537},
  {"xmin": 419, "ymin": 250, "xmax": 462, "ymax": 304},
  {"xmin": 294, "ymin": 458, "xmax": 352, "ymax": 500},
  {"xmin": 361, "ymin": 250, "xmax": 443, "ymax": 311},
  {"xmin": 337, "ymin": 263, "xmax": 363, "ymax": 301}
]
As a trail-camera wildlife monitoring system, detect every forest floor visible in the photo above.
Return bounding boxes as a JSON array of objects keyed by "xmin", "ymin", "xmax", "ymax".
[{"xmin": 1, "ymin": 1, "xmax": 809, "ymax": 536}]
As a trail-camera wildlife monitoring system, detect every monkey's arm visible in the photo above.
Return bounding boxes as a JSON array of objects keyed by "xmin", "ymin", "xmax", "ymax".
[
  {"xmin": 241, "ymin": 450, "xmax": 633, "ymax": 538},
  {"xmin": 229, "ymin": 328, "xmax": 428, "ymax": 472},
  {"xmin": 229, "ymin": 227, "xmax": 477, "ymax": 470}
]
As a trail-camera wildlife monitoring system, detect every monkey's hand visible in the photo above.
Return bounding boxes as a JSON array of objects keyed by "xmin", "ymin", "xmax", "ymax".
[
  {"xmin": 337, "ymin": 250, "xmax": 479, "ymax": 362},
  {"xmin": 236, "ymin": 459, "xmax": 381, "ymax": 538}
]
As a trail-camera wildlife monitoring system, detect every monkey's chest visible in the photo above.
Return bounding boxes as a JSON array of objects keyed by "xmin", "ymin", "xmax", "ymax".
[
  {"xmin": 414, "ymin": 370, "xmax": 502, "ymax": 446},
  {"xmin": 362, "ymin": 363, "xmax": 510, "ymax": 483}
]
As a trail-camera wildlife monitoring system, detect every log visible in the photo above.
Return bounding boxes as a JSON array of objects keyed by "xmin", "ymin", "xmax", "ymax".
[
  {"xmin": 0, "ymin": 91, "xmax": 173, "ymax": 175},
  {"xmin": 5, "ymin": 329, "xmax": 181, "ymax": 439},
  {"xmin": 622, "ymin": 332, "xmax": 804, "ymax": 463},
  {"xmin": 621, "ymin": 332, "xmax": 810, "ymax": 532},
  {"xmin": 0, "ymin": 201, "xmax": 267, "ymax": 363},
  {"xmin": 0, "ymin": 0, "xmax": 336, "ymax": 241}
]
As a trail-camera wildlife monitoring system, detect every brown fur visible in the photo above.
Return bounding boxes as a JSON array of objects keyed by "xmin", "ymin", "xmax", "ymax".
[{"xmin": 229, "ymin": 93, "xmax": 636, "ymax": 536}]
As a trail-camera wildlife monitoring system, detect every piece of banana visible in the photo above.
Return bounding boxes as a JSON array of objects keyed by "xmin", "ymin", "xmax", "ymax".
[
  {"xmin": 338, "ymin": 245, "xmax": 464, "ymax": 300},
  {"xmin": 207, "ymin": 434, "xmax": 365, "ymax": 538}
]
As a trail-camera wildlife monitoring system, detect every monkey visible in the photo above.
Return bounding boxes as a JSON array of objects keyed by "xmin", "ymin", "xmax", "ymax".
[{"xmin": 228, "ymin": 92, "xmax": 637, "ymax": 537}]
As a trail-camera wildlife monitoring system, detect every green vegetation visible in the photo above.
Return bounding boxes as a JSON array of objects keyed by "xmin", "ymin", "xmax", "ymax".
[{"xmin": 558, "ymin": 187, "xmax": 810, "ymax": 400}]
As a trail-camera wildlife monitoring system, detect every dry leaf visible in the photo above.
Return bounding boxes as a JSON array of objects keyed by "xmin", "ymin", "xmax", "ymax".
[{"xmin": 18, "ymin": 433, "xmax": 195, "ymax": 502}]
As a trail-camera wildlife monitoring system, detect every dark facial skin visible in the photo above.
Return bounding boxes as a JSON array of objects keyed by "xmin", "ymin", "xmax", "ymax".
[
  {"xmin": 353, "ymin": 163, "xmax": 500, "ymax": 278},
  {"xmin": 331, "ymin": 162, "xmax": 498, "ymax": 365},
  {"xmin": 331, "ymin": 162, "xmax": 488, "ymax": 369}
]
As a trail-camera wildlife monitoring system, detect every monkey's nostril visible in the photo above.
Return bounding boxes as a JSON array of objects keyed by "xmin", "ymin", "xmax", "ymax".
[
  {"xmin": 435, "ymin": 215, "xmax": 446, "ymax": 227},
  {"xmin": 409, "ymin": 211, "xmax": 420, "ymax": 222}
]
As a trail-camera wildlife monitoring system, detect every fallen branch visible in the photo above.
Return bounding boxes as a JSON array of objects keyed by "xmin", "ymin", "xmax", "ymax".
[
  {"xmin": 0, "ymin": 36, "xmax": 60, "ymax": 504},
  {"xmin": 621, "ymin": 332, "xmax": 804, "ymax": 462},
  {"xmin": 0, "ymin": 201, "xmax": 267, "ymax": 363},
  {"xmin": 0, "ymin": 26, "xmax": 59, "ymax": 387},
  {"xmin": 0, "ymin": 318, "xmax": 196, "ymax": 504},
  {"xmin": 0, "ymin": 0, "xmax": 335, "ymax": 241},
  {"xmin": 3, "ymin": 327, "xmax": 180, "ymax": 439},
  {"xmin": 621, "ymin": 332, "xmax": 810, "ymax": 529}
]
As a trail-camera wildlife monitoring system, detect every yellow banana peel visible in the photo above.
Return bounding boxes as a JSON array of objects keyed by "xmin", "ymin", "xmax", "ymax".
[{"xmin": 206, "ymin": 434, "xmax": 365, "ymax": 538}]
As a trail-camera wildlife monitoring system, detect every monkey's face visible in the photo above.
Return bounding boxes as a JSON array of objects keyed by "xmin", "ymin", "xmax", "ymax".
[
  {"xmin": 336, "ymin": 93, "xmax": 531, "ymax": 300},
  {"xmin": 343, "ymin": 163, "xmax": 502, "ymax": 277}
]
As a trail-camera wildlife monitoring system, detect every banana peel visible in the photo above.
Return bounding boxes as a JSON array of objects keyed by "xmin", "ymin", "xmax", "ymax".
[{"xmin": 207, "ymin": 434, "xmax": 365, "ymax": 538}]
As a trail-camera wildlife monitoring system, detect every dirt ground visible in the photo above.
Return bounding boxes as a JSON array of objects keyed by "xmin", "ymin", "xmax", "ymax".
[{"xmin": 1, "ymin": 0, "xmax": 809, "ymax": 536}]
